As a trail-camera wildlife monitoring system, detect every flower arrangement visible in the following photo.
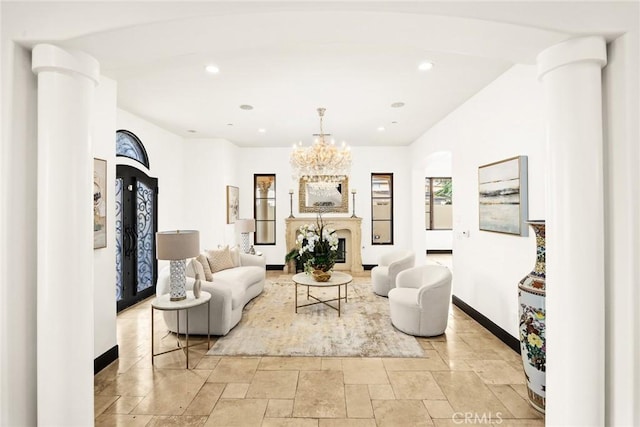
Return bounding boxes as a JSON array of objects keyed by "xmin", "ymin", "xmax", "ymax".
[{"xmin": 285, "ymin": 215, "xmax": 340, "ymax": 274}]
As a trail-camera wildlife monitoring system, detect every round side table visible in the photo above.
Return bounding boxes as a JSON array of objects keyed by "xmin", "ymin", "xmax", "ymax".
[{"xmin": 151, "ymin": 291, "xmax": 211, "ymax": 368}]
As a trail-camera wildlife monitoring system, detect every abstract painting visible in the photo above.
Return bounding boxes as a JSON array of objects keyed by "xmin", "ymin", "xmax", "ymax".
[
  {"xmin": 227, "ymin": 185, "xmax": 239, "ymax": 224},
  {"xmin": 478, "ymin": 156, "xmax": 528, "ymax": 236},
  {"xmin": 93, "ymin": 158, "xmax": 107, "ymax": 249}
]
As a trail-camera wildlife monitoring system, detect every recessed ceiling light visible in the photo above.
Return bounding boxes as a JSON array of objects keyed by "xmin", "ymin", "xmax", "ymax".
[
  {"xmin": 187, "ymin": 129, "xmax": 197, "ymax": 133},
  {"xmin": 227, "ymin": 123, "xmax": 233, "ymax": 126},
  {"xmin": 391, "ymin": 121, "xmax": 398, "ymax": 124},
  {"xmin": 418, "ymin": 61, "xmax": 434, "ymax": 71},
  {"xmin": 258, "ymin": 128, "xmax": 266, "ymax": 133},
  {"xmin": 377, "ymin": 126, "xmax": 386, "ymax": 132},
  {"xmin": 240, "ymin": 104, "xmax": 254, "ymax": 110},
  {"xmin": 391, "ymin": 102, "xmax": 405, "ymax": 108},
  {"xmin": 205, "ymin": 64, "xmax": 219, "ymax": 74}
]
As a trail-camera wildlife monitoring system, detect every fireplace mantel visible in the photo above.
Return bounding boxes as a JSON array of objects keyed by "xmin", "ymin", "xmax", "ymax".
[{"xmin": 285, "ymin": 217, "xmax": 363, "ymax": 273}]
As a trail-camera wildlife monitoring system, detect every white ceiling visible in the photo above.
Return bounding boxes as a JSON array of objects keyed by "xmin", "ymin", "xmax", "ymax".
[{"xmin": 5, "ymin": 1, "xmax": 638, "ymax": 147}]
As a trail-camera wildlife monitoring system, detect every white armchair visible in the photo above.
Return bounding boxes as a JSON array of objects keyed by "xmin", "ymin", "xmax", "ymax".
[
  {"xmin": 388, "ymin": 265, "xmax": 452, "ymax": 337},
  {"xmin": 371, "ymin": 250, "xmax": 415, "ymax": 296}
]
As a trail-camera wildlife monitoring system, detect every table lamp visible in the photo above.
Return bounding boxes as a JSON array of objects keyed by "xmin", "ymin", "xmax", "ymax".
[
  {"xmin": 156, "ymin": 230, "xmax": 200, "ymax": 301},
  {"xmin": 235, "ymin": 219, "xmax": 256, "ymax": 253}
]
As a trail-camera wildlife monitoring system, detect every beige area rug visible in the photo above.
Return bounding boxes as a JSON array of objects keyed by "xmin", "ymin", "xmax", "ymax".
[{"xmin": 207, "ymin": 277, "xmax": 425, "ymax": 357}]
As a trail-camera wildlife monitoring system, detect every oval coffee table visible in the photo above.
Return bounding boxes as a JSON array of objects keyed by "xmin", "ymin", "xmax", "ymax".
[{"xmin": 292, "ymin": 272, "xmax": 353, "ymax": 317}]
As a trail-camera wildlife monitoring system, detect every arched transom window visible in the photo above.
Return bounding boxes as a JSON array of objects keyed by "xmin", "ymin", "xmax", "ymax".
[{"xmin": 116, "ymin": 129, "xmax": 149, "ymax": 169}]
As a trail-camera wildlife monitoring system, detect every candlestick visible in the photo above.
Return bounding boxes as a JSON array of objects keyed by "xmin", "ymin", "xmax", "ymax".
[
  {"xmin": 350, "ymin": 189, "xmax": 357, "ymax": 218},
  {"xmin": 288, "ymin": 189, "xmax": 295, "ymax": 218}
]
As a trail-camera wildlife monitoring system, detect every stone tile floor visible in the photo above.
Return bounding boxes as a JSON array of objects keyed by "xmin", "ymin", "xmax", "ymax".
[{"xmin": 95, "ymin": 265, "xmax": 544, "ymax": 426}]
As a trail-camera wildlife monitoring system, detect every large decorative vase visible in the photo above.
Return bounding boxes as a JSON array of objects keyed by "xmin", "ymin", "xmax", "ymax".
[{"xmin": 518, "ymin": 220, "xmax": 546, "ymax": 413}]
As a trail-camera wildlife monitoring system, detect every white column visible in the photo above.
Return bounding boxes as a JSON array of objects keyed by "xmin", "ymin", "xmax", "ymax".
[
  {"xmin": 32, "ymin": 44, "xmax": 99, "ymax": 425},
  {"xmin": 537, "ymin": 36, "xmax": 606, "ymax": 426}
]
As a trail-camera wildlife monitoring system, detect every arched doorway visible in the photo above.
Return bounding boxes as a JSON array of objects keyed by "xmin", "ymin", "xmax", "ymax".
[{"xmin": 115, "ymin": 130, "xmax": 158, "ymax": 311}]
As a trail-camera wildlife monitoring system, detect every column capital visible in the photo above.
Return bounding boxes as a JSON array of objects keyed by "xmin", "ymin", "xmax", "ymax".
[
  {"xmin": 537, "ymin": 36, "xmax": 607, "ymax": 82},
  {"xmin": 32, "ymin": 44, "xmax": 100, "ymax": 85}
]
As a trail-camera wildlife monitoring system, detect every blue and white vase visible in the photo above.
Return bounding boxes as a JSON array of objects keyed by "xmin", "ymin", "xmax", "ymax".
[{"xmin": 518, "ymin": 220, "xmax": 546, "ymax": 413}]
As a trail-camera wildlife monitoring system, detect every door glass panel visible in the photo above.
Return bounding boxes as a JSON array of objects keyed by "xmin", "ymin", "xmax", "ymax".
[
  {"xmin": 425, "ymin": 177, "xmax": 452, "ymax": 230},
  {"xmin": 371, "ymin": 173, "xmax": 393, "ymax": 244},
  {"xmin": 136, "ymin": 180, "xmax": 155, "ymax": 292},
  {"xmin": 256, "ymin": 221, "xmax": 275, "ymax": 244},
  {"xmin": 372, "ymin": 198, "xmax": 392, "ymax": 220},
  {"xmin": 372, "ymin": 221, "xmax": 392, "ymax": 244},
  {"xmin": 254, "ymin": 174, "xmax": 276, "ymax": 245},
  {"xmin": 255, "ymin": 199, "xmax": 276, "ymax": 220},
  {"xmin": 115, "ymin": 178, "xmax": 123, "ymax": 301}
]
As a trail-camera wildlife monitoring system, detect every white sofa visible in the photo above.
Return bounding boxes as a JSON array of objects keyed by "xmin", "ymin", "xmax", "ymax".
[
  {"xmin": 371, "ymin": 250, "xmax": 415, "ymax": 296},
  {"xmin": 156, "ymin": 252, "xmax": 266, "ymax": 336},
  {"xmin": 388, "ymin": 265, "xmax": 452, "ymax": 337}
]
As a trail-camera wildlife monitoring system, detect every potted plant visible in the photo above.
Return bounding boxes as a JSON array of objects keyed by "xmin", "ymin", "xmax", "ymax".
[{"xmin": 285, "ymin": 215, "xmax": 341, "ymax": 281}]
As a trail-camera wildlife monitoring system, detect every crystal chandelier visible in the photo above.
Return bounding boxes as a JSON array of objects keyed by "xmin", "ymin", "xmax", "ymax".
[{"xmin": 290, "ymin": 108, "xmax": 351, "ymax": 188}]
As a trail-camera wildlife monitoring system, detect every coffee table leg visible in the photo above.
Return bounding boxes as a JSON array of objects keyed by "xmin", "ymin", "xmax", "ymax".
[
  {"xmin": 295, "ymin": 283, "xmax": 298, "ymax": 313},
  {"xmin": 151, "ymin": 307, "xmax": 154, "ymax": 366},
  {"xmin": 338, "ymin": 285, "xmax": 341, "ymax": 317},
  {"xmin": 186, "ymin": 309, "xmax": 189, "ymax": 369}
]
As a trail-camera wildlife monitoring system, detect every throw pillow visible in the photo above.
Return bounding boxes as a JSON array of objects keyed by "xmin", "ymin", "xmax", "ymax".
[
  {"xmin": 228, "ymin": 245, "xmax": 241, "ymax": 267},
  {"xmin": 196, "ymin": 254, "xmax": 214, "ymax": 281},
  {"xmin": 207, "ymin": 246, "xmax": 235, "ymax": 273}
]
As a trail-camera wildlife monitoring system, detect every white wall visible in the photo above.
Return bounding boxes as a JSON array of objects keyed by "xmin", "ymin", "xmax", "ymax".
[
  {"xmin": 410, "ymin": 64, "xmax": 546, "ymax": 338},
  {"xmin": 603, "ymin": 31, "xmax": 640, "ymax": 426},
  {"xmin": 93, "ymin": 76, "xmax": 118, "ymax": 359},
  {"xmin": 182, "ymin": 138, "xmax": 239, "ymax": 249},
  {"xmin": 234, "ymin": 146, "xmax": 412, "ymax": 266}
]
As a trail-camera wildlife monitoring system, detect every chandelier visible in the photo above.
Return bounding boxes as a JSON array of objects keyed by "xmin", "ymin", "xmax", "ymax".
[{"xmin": 290, "ymin": 108, "xmax": 351, "ymax": 188}]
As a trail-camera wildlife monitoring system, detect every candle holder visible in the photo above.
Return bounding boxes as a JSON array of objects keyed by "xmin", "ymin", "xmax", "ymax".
[
  {"xmin": 350, "ymin": 189, "xmax": 357, "ymax": 218},
  {"xmin": 288, "ymin": 189, "xmax": 295, "ymax": 218}
]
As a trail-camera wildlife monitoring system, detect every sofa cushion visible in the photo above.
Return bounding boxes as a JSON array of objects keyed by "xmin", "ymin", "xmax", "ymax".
[
  {"xmin": 207, "ymin": 247, "xmax": 234, "ymax": 273},
  {"xmin": 229, "ymin": 245, "xmax": 241, "ymax": 267},
  {"xmin": 197, "ymin": 254, "xmax": 214, "ymax": 281},
  {"xmin": 212, "ymin": 266, "xmax": 264, "ymax": 292}
]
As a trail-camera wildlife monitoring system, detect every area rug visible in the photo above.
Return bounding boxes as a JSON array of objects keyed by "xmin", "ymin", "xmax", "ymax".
[{"xmin": 207, "ymin": 277, "xmax": 425, "ymax": 357}]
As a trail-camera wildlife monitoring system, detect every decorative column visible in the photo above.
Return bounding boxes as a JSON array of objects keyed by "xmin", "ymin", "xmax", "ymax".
[
  {"xmin": 32, "ymin": 44, "xmax": 99, "ymax": 425},
  {"xmin": 537, "ymin": 36, "xmax": 606, "ymax": 425}
]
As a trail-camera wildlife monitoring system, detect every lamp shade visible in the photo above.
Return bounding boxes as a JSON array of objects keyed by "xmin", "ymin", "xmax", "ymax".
[
  {"xmin": 156, "ymin": 230, "xmax": 200, "ymax": 260},
  {"xmin": 235, "ymin": 219, "xmax": 256, "ymax": 233}
]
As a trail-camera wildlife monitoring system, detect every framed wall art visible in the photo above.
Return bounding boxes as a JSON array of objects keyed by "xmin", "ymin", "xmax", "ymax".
[
  {"xmin": 93, "ymin": 158, "xmax": 107, "ymax": 249},
  {"xmin": 478, "ymin": 155, "xmax": 528, "ymax": 236},
  {"xmin": 227, "ymin": 185, "xmax": 239, "ymax": 224}
]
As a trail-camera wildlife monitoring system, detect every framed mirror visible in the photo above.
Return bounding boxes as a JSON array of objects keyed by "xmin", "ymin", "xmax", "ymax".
[{"xmin": 299, "ymin": 177, "xmax": 349, "ymax": 213}]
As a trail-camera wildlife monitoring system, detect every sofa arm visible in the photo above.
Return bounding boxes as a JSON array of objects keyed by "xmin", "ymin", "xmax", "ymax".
[
  {"xmin": 240, "ymin": 253, "xmax": 266, "ymax": 268},
  {"xmin": 156, "ymin": 265, "xmax": 171, "ymax": 295},
  {"xmin": 388, "ymin": 254, "xmax": 415, "ymax": 285}
]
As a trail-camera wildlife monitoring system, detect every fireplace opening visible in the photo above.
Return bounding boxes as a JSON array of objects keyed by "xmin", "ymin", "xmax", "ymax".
[{"xmin": 336, "ymin": 238, "xmax": 346, "ymax": 263}]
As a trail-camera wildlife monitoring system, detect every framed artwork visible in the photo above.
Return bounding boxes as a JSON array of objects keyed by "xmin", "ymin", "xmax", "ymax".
[
  {"xmin": 93, "ymin": 158, "xmax": 107, "ymax": 249},
  {"xmin": 227, "ymin": 185, "xmax": 239, "ymax": 224},
  {"xmin": 478, "ymin": 155, "xmax": 528, "ymax": 236}
]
